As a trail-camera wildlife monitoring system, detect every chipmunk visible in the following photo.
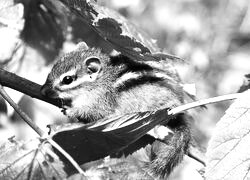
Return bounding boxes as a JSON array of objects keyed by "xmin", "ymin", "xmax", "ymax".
[{"xmin": 41, "ymin": 43, "xmax": 191, "ymax": 179}]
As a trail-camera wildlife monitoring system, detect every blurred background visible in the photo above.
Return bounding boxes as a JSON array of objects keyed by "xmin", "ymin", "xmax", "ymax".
[
  {"xmin": 102, "ymin": 0, "xmax": 250, "ymax": 147},
  {"xmin": 0, "ymin": 0, "xmax": 250, "ymax": 179}
]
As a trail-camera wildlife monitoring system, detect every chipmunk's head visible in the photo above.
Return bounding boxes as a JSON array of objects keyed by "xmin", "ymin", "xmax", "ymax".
[
  {"xmin": 41, "ymin": 42, "xmax": 182, "ymax": 123},
  {"xmin": 41, "ymin": 43, "xmax": 119, "ymax": 122}
]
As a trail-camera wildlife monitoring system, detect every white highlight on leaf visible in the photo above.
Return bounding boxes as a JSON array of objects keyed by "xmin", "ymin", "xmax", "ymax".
[
  {"xmin": 110, "ymin": 49, "xmax": 120, "ymax": 56},
  {"xmin": 182, "ymin": 83, "xmax": 196, "ymax": 96}
]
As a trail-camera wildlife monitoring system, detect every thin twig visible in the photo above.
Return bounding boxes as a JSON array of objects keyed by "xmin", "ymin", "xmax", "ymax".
[
  {"xmin": 47, "ymin": 139, "xmax": 86, "ymax": 176},
  {"xmin": 0, "ymin": 84, "xmax": 45, "ymax": 137},
  {"xmin": 169, "ymin": 93, "xmax": 242, "ymax": 115}
]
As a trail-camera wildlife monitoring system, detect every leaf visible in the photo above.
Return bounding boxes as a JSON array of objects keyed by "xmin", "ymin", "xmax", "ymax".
[
  {"xmin": 52, "ymin": 108, "xmax": 172, "ymax": 165},
  {"xmin": 0, "ymin": 137, "xmax": 69, "ymax": 179},
  {"xmin": 206, "ymin": 90, "xmax": 250, "ymax": 180},
  {"xmin": 57, "ymin": 0, "xmax": 182, "ymax": 62}
]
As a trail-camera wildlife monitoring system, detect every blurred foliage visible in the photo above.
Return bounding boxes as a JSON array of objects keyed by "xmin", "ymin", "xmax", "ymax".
[{"xmin": 98, "ymin": 0, "xmax": 250, "ymax": 147}]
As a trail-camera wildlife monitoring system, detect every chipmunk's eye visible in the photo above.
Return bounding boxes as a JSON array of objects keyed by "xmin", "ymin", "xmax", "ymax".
[{"xmin": 62, "ymin": 76, "xmax": 74, "ymax": 85}]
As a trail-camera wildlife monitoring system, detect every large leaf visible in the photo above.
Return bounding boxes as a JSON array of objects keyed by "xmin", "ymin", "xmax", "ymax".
[
  {"xmin": 206, "ymin": 90, "xmax": 250, "ymax": 180},
  {"xmin": 52, "ymin": 108, "xmax": 172, "ymax": 165},
  {"xmin": 57, "ymin": 0, "xmax": 181, "ymax": 62}
]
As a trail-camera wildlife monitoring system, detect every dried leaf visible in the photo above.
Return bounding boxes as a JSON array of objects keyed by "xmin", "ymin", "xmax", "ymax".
[{"xmin": 206, "ymin": 90, "xmax": 250, "ymax": 180}]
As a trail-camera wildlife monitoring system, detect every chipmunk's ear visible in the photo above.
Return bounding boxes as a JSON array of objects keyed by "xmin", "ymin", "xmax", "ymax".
[
  {"xmin": 76, "ymin": 42, "xmax": 89, "ymax": 51},
  {"xmin": 84, "ymin": 56, "xmax": 102, "ymax": 75}
]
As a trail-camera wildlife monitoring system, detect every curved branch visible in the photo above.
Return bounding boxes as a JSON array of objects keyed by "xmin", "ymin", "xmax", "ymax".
[{"xmin": 0, "ymin": 68, "xmax": 61, "ymax": 107}]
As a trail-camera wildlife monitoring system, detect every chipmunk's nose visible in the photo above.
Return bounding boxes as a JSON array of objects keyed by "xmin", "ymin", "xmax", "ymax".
[{"xmin": 40, "ymin": 84, "xmax": 58, "ymax": 98}]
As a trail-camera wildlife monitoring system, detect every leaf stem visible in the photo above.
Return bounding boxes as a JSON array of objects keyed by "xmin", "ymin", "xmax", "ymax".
[
  {"xmin": 0, "ymin": 84, "xmax": 45, "ymax": 137},
  {"xmin": 169, "ymin": 93, "xmax": 242, "ymax": 115}
]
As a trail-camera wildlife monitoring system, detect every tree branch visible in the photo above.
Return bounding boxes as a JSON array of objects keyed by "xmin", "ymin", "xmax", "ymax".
[{"xmin": 0, "ymin": 68, "xmax": 61, "ymax": 107}]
